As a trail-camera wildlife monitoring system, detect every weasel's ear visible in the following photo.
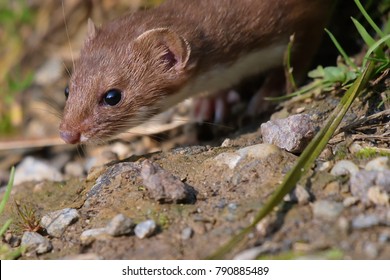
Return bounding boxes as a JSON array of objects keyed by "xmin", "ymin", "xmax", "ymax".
[
  {"xmin": 135, "ymin": 28, "xmax": 191, "ymax": 71},
  {"xmin": 86, "ymin": 18, "xmax": 97, "ymax": 43}
]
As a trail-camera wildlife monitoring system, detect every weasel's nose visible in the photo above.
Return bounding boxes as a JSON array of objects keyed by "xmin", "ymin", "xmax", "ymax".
[{"xmin": 60, "ymin": 131, "xmax": 81, "ymax": 144}]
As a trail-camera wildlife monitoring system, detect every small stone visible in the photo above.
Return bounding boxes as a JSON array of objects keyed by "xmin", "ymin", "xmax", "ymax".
[
  {"xmin": 64, "ymin": 162, "xmax": 85, "ymax": 177},
  {"xmin": 365, "ymin": 157, "xmax": 389, "ymax": 171},
  {"xmin": 367, "ymin": 186, "xmax": 389, "ymax": 206},
  {"xmin": 343, "ymin": 196, "xmax": 360, "ymax": 207},
  {"xmin": 63, "ymin": 253, "xmax": 102, "ymax": 260},
  {"xmin": 312, "ymin": 200, "xmax": 344, "ymax": 221},
  {"xmin": 105, "ymin": 214, "xmax": 135, "ymax": 236},
  {"xmin": 134, "ymin": 220, "xmax": 157, "ymax": 239},
  {"xmin": 331, "ymin": 160, "xmax": 359, "ymax": 176},
  {"xmin": 21, "ymin": 232, "xmax": 52, "ymax": 254},
  {"xmin": 14, "ymin": 156, "xmax": 63, "ymax": 185},
  {"xmin": 363, "ymin": 242, "xmax": 378, "ymax": 258},
  {"xmin": 260, "ymin": 114, "xmax": 316, "ymax": 153},
  {"xmin": 221, "ymin": 138, "xmax": 232, "ymax": 147},
  {"xmin": 4, "ymin": 232, "xmax": 21, "ymax": 247},
  {"xmin": 317, "ymin": 161, "xmax": 332, "ymax": 172},
  {"xmin": 349, "ymin": 142, "xmax": 363, "ymax": 154},
  {"xmin": 213, "ymin": 152, "xmax": 241, "ymax": 169},
  {"xmin": 141, "ymin": 160, "xmax": 194, "ymax": 203},
  {"xmin": 41, "ymin": 208, "xmax": 79, "ymax": 237},
  {"xmin": 80, "ymin": 228, "xmax": 108, "ymax": 244},
  {"xmin": 337, "ymin": 217, "xmax": 350, "ymax": 234},
  {"xmin": 233, "ymin": 246, "xmax": 264, "ymax": 260},
  {"xmin": 237, "ymin": 143, "xmax": 280, "ymax": 159},
  {"xmin": 378, "ymin": 231, "xmax": 390, "ymax": 243},
  {"xmin": 181, "ymin": 227, "xmax": 194, "ymax": 240},
  {"xmin": 323, "ymin": 181, "xmax": 341, "ymax": 196},
  {"xmin": 352, "ymin": 214, "xmax": 380, "ymax": 229},
  {"xmin": 284, "ymin": 185, "xmax": 311, "ymax": 205},
  {"xmin": 350, "ymin": 170, "xmax": 390, "ymax": 204}
]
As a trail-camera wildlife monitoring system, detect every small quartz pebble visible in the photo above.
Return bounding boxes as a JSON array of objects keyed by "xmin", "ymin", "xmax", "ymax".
[
  {"xmin": 260, "ymin": 114, "xmax": 316, "ymax": 153},
  {"xmin": 41, "ymin": 208, "xmax": 79, "ymax": 237},
  {"xmin": 21, "ymin": 231, "xmax": 52, "ymax": 254},
  {"xmin": 343, "ymin": 196, "xmax": 360, "ymax": 207},
  {"xmin": 134, "ymin": 219, "xmax": 157, "ymax": 239},
  {"xmin": 141, "ymin": 160, "xmax": 194, "ymax": 203},
  {"xmin": 64, "ymin": 161, "xmax": 85, "ymax": 177},
  {"xmin": 350, "ymin": 170, "xmax": 390, "ymax": 204},
  {"xmin": 213, "ymin": 144, "xmax": 279, "ymax": 170},
  {"xmin": 181, "ymin": 227, "xmax": 194, "ymax": 240},
  {"xmin": 330, "ymin": 160, "xmax": 359, "ymax": 176},
  {"xmin": 352, "ymin": 214, "xmax": 380, "ymax": 229},
  {"xmin": 105, "ymin": 214, "xmax": 135, "ymax": 236},
  {"xmin": 284, "ymin": 185, "xmax": 311, "ymax": 205},
  {"xmin": 80, "ymin": 228, "xmax": 108, "ymax": 244},
  {"xmin": 367, "ymin": 186, "xmax": 389, "ymax": 206},
  {"xmin": 14, "ymin": 156, "xmax": 63, "ymax": 185},
  {"xmin": 312, "ymin": 200, "xmax": 343, "ymax": 221},
  {"xmin": 365, "ymin": 157, "xmax": 389, "ymax": 171}
]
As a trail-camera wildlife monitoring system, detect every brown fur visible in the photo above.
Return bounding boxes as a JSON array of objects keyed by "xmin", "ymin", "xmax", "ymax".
[{"xmin": 60, "ymin": 0, "xmax": 334, "ymax": 143}]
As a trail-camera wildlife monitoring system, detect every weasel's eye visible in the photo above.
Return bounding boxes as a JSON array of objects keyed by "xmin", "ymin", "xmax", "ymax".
[
  {"xmin": 103, "ymin": 89, "xmax": 122, "ymax": 106},
  {"xmin": 64, "ymin": 86, "xmax": 69, "ymax": 100}
]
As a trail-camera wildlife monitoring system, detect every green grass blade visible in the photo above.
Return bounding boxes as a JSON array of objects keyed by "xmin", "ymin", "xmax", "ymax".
[
  {"xmin": 325, "ymin": 29, "xmax": 358, "ymax": 70},
  {"xmin": 208, "ymin": 62, "xmax": 376, "ymax": 259},
  {"xmin": 354, "ymin": 0, "xmax": 388, "ymax": 43},
  {"xmin": 0, "ymin": 166, "xmax": 15, "ymax": 214},
  {"xmin": 364, "ymin": 35, "xmax": 390, "ymax": 64},
  {"xmin": 351, "ymin": 17, "xmax": 385, "ymax": 64},
  {"xmin": 0, "ymin": 218, "xmax": 12, "ymax": 236}
]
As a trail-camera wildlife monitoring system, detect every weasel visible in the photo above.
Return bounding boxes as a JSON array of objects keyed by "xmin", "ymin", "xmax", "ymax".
[{"xmin": 60, "ymin": 0, "xmax": 334, "ymax": 144}]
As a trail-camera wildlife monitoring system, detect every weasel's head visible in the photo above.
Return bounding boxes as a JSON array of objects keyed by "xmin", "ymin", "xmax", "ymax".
[{"xmin": 59, "ymin": 20, "xmax": 192, "ymax": 144}]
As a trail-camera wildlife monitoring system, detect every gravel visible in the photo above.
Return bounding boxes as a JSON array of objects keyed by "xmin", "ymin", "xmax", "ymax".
[
  {"xmin": 21, "ymin": 232, "xmax": 52, "ymax": 254},
  {"xmin": 105, "ymin": 214, "xmax": 135, "ymax": 236},
  {"xmin": 134, "ymin": 220, "xmax": 157, "ymax": 239},
  {"xmin": 40, "ymin": 208, "xmax": 79, "ymax": 237}
]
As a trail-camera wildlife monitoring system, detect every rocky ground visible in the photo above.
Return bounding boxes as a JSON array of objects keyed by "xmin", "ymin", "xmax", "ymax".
[{"xmin": 0, "ymin": 0, "xmax": 389, "ymax": 260}]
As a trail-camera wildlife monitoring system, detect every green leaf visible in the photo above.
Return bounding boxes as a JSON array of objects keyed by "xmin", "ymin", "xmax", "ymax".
[{"xmin": 325, "ymin": 29, "xmax": 358, "ymax": 71}]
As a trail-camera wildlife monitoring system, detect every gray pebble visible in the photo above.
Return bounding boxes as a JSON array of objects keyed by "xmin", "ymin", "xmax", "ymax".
[
  {"xmin": 260, "ymin": 114, "xmax": 316, "ymax": 153},
  {"xmin": 14, "ymin": 156, "xmax": 63, "ymax": 185},
  {"xmin": 181, "ymin": 227, "xmax": 194, "ymax": 240},
  {"xmin": 80, "ymin": 228, "xmax": 108, "ymax": 244},
  {"xmin": 105, "ymin": 214, "xmax": 135, "ymax": 236},
  {"xmin": 141, "ymin": 160, "xmax": 194, "ymax": 203},
  {"xmin": 312, "ymin": 200, "xmax": 344, "ymax": 221},
  {"xmin": 367, "ymin": 186, "xmax": 389, "ymax": 206},
  {"xmin": 343, "ymin": 196, "xmax": 360, "ymax": 207},
  {"xmin": 284, "ymin": 185, "xmax": 311, "ymax": 205},
  {"xmin": 21, "ymin": 231, "xmax": 52, "ymax": 254},
  {"xmin": 134, "ymin": 220, "xmax": 157, "ymax": 239},
  {"xmin": 331, "ymin": 160, "xmax": 359, "ymax": 176},
  {"xmin": 363, "ymin": 242, "xmax": 378, "ymax": 258},
  {"xmin": 41, "ymin": 208, "xmax": 79, "ymax": 237},
  {"xmin": 35, "ymin": 57, "xmax": 62, "ymax": 86},
  {"xmin": 64, "ymin": 161, "xmax": 85, "ymax": 177},
  {"xmin": 350, "ymin": 170, "xmax": 390, "ymax": 204},
  {"xmin": 365, "ymin": 157, "xmax": 389, "ymax": 171},
  {"xmin": 352, "ymin": 214, "xmax": 380, "ymax": 229}
]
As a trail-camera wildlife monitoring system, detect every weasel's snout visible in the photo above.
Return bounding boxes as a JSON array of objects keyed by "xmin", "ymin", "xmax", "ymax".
[{"xmin": 60, "ymin": 130, "xmax": 81, "ymax": 144}]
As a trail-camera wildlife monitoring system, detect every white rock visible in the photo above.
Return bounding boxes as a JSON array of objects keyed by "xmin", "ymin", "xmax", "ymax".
[{"xmin": 330, "ymin": 160, "xmax": 359, "ymax": 176}]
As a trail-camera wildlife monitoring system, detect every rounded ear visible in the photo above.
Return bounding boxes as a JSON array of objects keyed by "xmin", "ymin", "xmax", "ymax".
[
  {"xmin": 85, "ymin": 18, "xmax": 98, "ymax": 44},
  {"xmin": 135, "ymin": 28, "xmax": 191, "ymax": 71}
]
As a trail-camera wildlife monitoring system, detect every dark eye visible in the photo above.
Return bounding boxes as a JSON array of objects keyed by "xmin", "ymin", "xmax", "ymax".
[
  {"xmin": 102, "ymin": 89, "xmax": 122, "ymax": 106},
  {"xmin": 64, "ymin": 86, "xmax": 69, "ymax": 100}
]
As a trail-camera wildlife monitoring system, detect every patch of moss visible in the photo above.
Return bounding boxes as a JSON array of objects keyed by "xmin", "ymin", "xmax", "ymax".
[{"xmin": 355, "ymin": 147, "xmax": 390, "ymax": 159}]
